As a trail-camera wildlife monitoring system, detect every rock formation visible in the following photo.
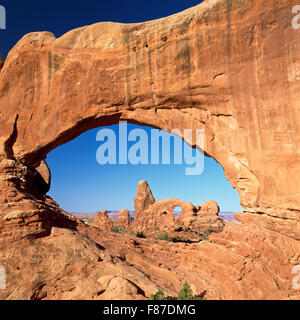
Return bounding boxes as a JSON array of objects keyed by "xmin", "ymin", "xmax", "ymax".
[
  {"xmin": 0, "ymin": 0, "xmax": 299, "ymax": 300},
  {"xmin": 134, "ymin": 181, "xmax": 155, "ymax": 215},
  {"xmin": 131, "ymin": 181, "xmax": 224, "ymax": 233},
  {"xmin": 115, "ymin": 209, "xmax": 131, "ymax": 231},
  {"xmin": 92, "ymin": 209, "xmax": 132, "ymax": 232},
  {"xmin": 182, "ymin": 200, "xmax": 224, "ymax": 232},
  {"xmin": 91, "ymin": 182, "xmax": 223, "ymax": 234},
  {"xmin": 92, "ymin": 210, "xmax": 113, "ymax": 231}
]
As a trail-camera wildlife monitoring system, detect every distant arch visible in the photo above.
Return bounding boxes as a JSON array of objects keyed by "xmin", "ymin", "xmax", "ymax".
[{"xmin": 173, "ymin": 206, "xmax": 182, "ymax": 218}]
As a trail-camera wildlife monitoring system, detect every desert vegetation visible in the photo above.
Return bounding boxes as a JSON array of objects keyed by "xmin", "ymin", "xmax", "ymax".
[{"xmin": 150, "ymin": 281, "xmax": 205, "ymax": 300}]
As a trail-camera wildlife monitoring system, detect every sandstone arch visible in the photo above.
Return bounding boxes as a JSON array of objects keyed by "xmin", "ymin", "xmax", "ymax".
[
  {"xmin": 0, "ymin": 0, "xmax": 299, "ymax": 220},
  {"xmin": 0, "ymin": 0, "xmax": 299, "ymax": 232},
  {"xmin": 0, "ymin": 0, "xmax": 300, "ymax": 300},
  {"xmin": 132, "ymin": 180, "xmax": 224, "ymax": 233},
  {"xmin": 173, "ymin": 206, "xmax": 182, "ymax": 215}
]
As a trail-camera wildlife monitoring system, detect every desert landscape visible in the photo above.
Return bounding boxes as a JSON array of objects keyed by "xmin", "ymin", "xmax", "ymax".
[
  {"xmin": 0, "ymin": 0, "xmax": 300, "ymax": 300},
  {"xmin": 73, "ymin": 210, "xmax": 238, "ymax": 225}
]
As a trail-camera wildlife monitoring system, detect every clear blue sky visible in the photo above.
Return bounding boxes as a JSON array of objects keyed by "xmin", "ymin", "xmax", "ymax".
[
  {"xmin": 0, "ymin": 0, "xmax": 242, "ymax": 213},
  {"xmin": 47, "ymin": 124, "xmax": 242, "ymax": 213}
]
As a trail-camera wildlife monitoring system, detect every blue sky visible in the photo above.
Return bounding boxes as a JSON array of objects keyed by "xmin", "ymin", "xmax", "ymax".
[
  {"xmin": 0, "ymin": 0, "xmax": 242, "ymax": 213},
  {"xmin": 0, "ymin": 0, "xmax": 203, "ymax": 58},
  {"xmin": 47, "ymin": 124, "xmax": 242, "ymax": 213}
]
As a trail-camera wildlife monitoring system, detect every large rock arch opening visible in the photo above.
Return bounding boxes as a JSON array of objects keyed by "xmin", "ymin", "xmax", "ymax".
[
  {"xmin": 0, "ymin": 0, "xmax": 299, "ymax": 300},
  {"xmin": 45, "ymin": 122, "xmax": 241, "ymax": 214},
  {"xmin": 1, "ymin": 0, "xmax": 299, "ymax": 226}
]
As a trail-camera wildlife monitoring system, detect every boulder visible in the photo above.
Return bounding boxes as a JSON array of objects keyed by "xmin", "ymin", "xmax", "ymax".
[
  {"xmin": 92, "ymin": 210, "xmax": 112, "ymax": 231},
  {"xmin": 200, "ymin": 200, "xmax": 220, "ymax": 215},
  {"xmin": 113, "ymin": 209, "xmax": 131, "ymax": 231}
]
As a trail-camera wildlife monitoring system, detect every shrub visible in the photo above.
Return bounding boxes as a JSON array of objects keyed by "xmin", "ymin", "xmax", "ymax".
[
  {"xmin": 149, "ymin": 288, "xmax": 167, "ymax": 300},
  {"xmin": 149, "ymin": 282, "xmax": 205, "ymax": 300},
  {"xmin": 136, "ymin": 231, "xmax": 146, "ymax": 238},
  {"xmin": 171, "ymin": 236, "xmax": 189, "ymax": 243},
  {"xmin": 178, "ymin": 281, "xmax": 193, "ymax": 300},
  {"xmin": 155, "ymin": 231, "xmax": 172, "ymax": 241},
  {"xmin": 178, "ymin": 281, "xmax": 203, "ymax": 300},
  {"xmin": 203, "ymin": 229, "xmax": 213, "ymax": 239},
  {"xmin": 155, "ymin": 232, "xmax": 190, "ymax": 243},
  {"xmin": 112, "ymin": 226, "xmax": 124, "ymax": 233}
]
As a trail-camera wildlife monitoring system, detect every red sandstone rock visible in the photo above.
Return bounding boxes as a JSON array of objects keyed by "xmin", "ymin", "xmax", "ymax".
[
  {"xmin": 134, "ymin": 180, "xmax": 155, "ymax": 215},
  {"xmin": 92, "ymin": 210, "xmax": 112, "ymax": 231},
  {"xmin": 114, "ymin": 209, "xmax": 131, "ymax": 231},
  {"xmin": 34, "ymin": 160, "xmax": 51, "ymax": 193},
  {"xmin": 93, "ymin": 209, "xmax": 131, "ymax": 232},
  {"xmin": 0, "ymin": 0, "xmax": 299, "ymax": 300},
  {"xmin": 186, "ymin": 200, "xmax": 224, "ymax": 232},
  {"xmin": 132, "ymin": 180, "xmax": 224, "ymax": 233},
  {"xmin": 200, "ymin": 200, "xmax": 219, "ymax": 215},
  {"xmin": 1, "ymin": 0, "xmax": 299, "ymax": 224}
]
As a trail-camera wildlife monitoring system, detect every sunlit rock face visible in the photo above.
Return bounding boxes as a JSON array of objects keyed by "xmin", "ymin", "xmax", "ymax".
[
  {"xmin": 132, "ymin": 180, "xmax": 224, "ymax": 233},
  {"xmin": 0, "ymin": 0, "xmax": 300, "ymax": 300}
]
